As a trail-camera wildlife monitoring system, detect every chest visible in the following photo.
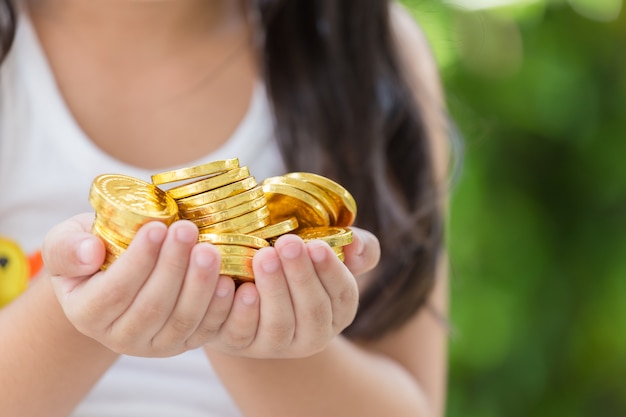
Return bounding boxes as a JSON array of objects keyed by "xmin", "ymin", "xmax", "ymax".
[{"xmin": 57, "ymin": 57, "xmax": 258, "ymax": 170}]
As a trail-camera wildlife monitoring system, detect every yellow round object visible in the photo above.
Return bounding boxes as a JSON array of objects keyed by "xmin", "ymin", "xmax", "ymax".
[
  {"xmin": 0, "ymin": 237, "xmax": 29, "ymax": 308},
  {"xmin": 151, "ymin": 158, "xmax": 240, "ymax": 185},
  {"xmin": 285, "ymin": 172, "xmax": 357, "ymax": 226}
]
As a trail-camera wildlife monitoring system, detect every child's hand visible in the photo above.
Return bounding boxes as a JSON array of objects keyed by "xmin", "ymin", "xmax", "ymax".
[
  {"xmin": 43, "ymin": 213, "xmax": 231, "ymax": 358},
  {"xmin": 203, "ymin": 229, "xmax": 380, "ymax": 359},
  {"xmin": 43, "ymin": 214, "xmax": 379, "ymax": 359}
]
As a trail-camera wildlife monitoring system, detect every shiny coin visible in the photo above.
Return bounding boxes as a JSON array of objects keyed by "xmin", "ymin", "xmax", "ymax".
[
  {"xmin": 90, "ymin": 174, "xmax": 178, "ymax": 225},
  {"xmin": 248, "ymin": 217, "xmax": 299, "ymax": 240},
  {"xmin": 235, "ymin": 217, "xmax": 271, "ymax": 234},
  {"xmin": 262, "ymin": 182, "xmax": 330, "ymax": 229},
  {"xmin": 191, "ymin": 196, "xmax": 267, "ymax": 228},
  {"xmin": 221, "ymin": 254, "xmax": 254, "ymax": 268},
  {"xmin": 151, "ymin": 158, "xmax": 240, "ymax": 185},
  {"xmin": 219, "ymin": 263, "xmax": 255, "ymax": 282},
  {"xmin": 197, "ymin": 233, "xmax": 270, "ymax": 249},
  {"xmin": 197, "ymin": 206, "xmax": 270, "ymax": 234},
  {"xmin": 93, "ymin": 216, "xmax": 135, "ymax": 245},
  {"xmin": 176, "ymin": 177, "xmax": 257, "ymax": 210},
  {"xmin": 92, "ymin": 219, "xmax": 129, "ymax": 255},
  {"xmin": 285, "ymin": 172, "xmax": 357, "ymax": 226},
  {"xmin": 166, "ymin": 166, "xmax": 251, "ymax": 200},
  {"xmin": 179, "ymin": 186, "xmax": 265, "ymax": 219},
  {"xmin": 264, "ymin": 175, "xmax": 338, "ymax": 224},
  {"xmin": 296, "ymin": 227, "xmax": 353, "ymax": 248},
  {"xmin": 214, "ymin": 245, "xmax": 258, "ymax": 257}
]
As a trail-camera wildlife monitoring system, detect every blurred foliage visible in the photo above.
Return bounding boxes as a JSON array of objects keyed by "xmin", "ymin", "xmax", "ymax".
[{"xmin": 402, "ymin": 0, "xmax": 626, "ymax": 416}]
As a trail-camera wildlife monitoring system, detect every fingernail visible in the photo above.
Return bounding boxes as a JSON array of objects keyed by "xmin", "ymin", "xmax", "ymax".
[
  {"xmin": 78, "ymin": 238, "xmax": 95, "ymax": 264},
  {"xmin": 194, "ymin": 248, "xmax": 215, "ymax": 268},
  {"xmin": 260, "ymin": 255, "xmax": 280, "ymax": 273},
  {"xmin": 215, "ymin": 279, "xmax": 232, "ymax": 298},
  {"xmin": 175, "ymin": 225, "xmax": 197, "ymax": 244},
  {"xmin": 309, "ymin": 243, "xmax": 327, "ymax": 264},
  {"xmin": 280, "ymin": 241, "xmax": 301, "ymax": 259},
  {"xmin": 241, "ymin": 292, "xmax": 257, "ymax": 306},
  {"xmin": 148, "ymin": 225, "xmax": 167, "ymax": 243}
]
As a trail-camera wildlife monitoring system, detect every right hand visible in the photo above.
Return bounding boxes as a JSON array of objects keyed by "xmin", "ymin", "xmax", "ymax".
[{"xmin": 43, "ymin": 213, "xmax": 234, "ymax": 357}]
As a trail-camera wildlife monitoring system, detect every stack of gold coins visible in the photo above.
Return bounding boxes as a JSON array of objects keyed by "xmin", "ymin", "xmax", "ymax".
[
  {"xmin": 89, "ymin": 174, "xmax": 179, "ymax": 270},
  {"xmin": 197, "ymin": 233, "xmax": 271, "ymax": 282},
  {"xmin": 261, "ymin": 172, "xmax": 357, "ymax": 261},
  {"xmin": 295, "ymin": 227, "xmax": 354, "ymax": 262},
  {"xmin": 152, "ymin": 159, "xmax": 272, "ymax": 236},
  {"xmin": 89, "ymin": 159, "xmax": 357, "ymax": 280}
]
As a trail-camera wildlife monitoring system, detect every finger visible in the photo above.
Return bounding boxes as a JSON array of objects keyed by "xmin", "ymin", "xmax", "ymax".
[
  {"xmin": 68, "ymin": 221, "xmax": 167, "ymax": 332},
  {"xmin": 153, "ymin": 242, "xmax": 221, "ymax": 349},
  {"xmin": 110, "ymin": 220, "xmax": 198, "ymax": 343},
  {"xmin": 42, "ymin": 213, "xmax": 105, "ymax": 277},
  {"xmin": 342, "ymin": 227, "xmax": 380, "ymax": 276},
  {"xmin": 216, "ymin": 282, "xmax": 260, "ymax": 352},
  {"xmin": 273, "ymin": 234, "xmax": 331, "ymax": 347},
  {"xmin": 252, "ymin": 247, "xmax": 296, "ymax": 355},
  {"xmin": 190, "ymin": 275, "xmax": 235, "ymax": 347},
  {"xmin": 307, "ymin": 240, "xmax": 359, "ymax": 334}
]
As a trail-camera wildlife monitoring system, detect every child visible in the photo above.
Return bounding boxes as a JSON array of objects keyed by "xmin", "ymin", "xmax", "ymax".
[{"xmin": 0, "ymin": 0, "xmax": 451, "ymax": 416}]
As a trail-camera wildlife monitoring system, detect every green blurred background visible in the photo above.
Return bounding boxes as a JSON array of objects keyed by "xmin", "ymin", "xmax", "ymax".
[{"xmin": 401, "ymin": 0, "xmax": 626, "ymax": 416}]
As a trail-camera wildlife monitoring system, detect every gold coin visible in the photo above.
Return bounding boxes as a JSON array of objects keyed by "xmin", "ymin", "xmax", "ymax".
[
  {"xmin": 90, "ymin": 174, "xmax": 178, "ymax": 224},
  {"xmin": 296, "ymin": 227, "xmax": 353, "ymax": 248},
  {"xmin": 335, "ymin": 249, "xmax": 346, "ymax": 262},
  {"xmin": 92, "ymin": 222, "xmax": 128, "ymax": 257},
  {"xmin": 197, "ymin": 206, "xmax": 269, "ymax": 234},
  {"xmin": 249, "ymin": 217, "xmax": 299, "ymax": 240},
  {"xmin": 93, "ymin": 216, "xmax": 135, "ymax": 245},
  {"xmin": 214, "ymin": 245, "xmax": 258, "ymax": 257},
  {"xmin": 262, "ymin": 182, "xmax": 330, "ymax": 229},
  {"xmin": 219, "ymin": 263, "xmax": 255, "ymax": 282},
  {"xmin": 179, "ymin": 186, "xmax": 265, "ymax": 219},
  {"xmin": 197, "ymin": 233, "xmax": 270, "ymax": 249},
  {"xmin": 191, "ymin": 196, "xmax": 267, "ymax": 228},
  {"xmin": 166, "ymin": 166, "xmax": 251, "ymax": 200},
  {"xmin": 264, "ymin": 175, "xmax": 338, "ymax": 224},
  {"xmin": 285, "ymin": 172, "xmax": 357, "ymax": 226},
  {"xmin": 221, "ymin": 254, "xmax": 254, "ymax": 268},
  {"xmin": 151, "ymin": 158, "xmax": 240, "ymax": 185},
  {"xmin": 98, "ymin": 213, "xmax": 148, "ymax": 235},
  {"xmin": 234, "ymin": 217, "xmax": 271, "ymax": 234},
  {"xmin": 176, "ymin": 177, "xmax": 257, "ymax": 210}
]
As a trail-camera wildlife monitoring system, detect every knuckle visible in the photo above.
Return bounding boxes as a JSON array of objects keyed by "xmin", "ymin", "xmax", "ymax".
[
  {"xmin": 290, "ymin": 270, "xmax": 316, "ymax": 286},
  {"xmin": 264, "ymin": 320, "xmax": 294, "ymax": 346},
  {"xmin": 168, "ymin": 314, "xmax": 198, "ymax": 336},
  {"xmin": 222, "ymin": 329, "xmax": 253, "ymax": 351},
  {"xmin": 336, "ymin": 282, "xmax": 359, "ymax": 306},
  {"xmin": 191, "ymin": 322, "xmax": 221, "ymax": 343},
  {"xmin": 305, "ymin": 298, "xmax": 332, "ymax": 324}
]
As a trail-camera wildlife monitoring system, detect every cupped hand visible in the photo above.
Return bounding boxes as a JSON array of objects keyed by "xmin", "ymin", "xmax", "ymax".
[
  {"xmin": 43, "ymin": 213, "xmax": 231, "ymax": 358},
  {"xmin": 204, "ymin": 227, "xmax": 380, "ymax": 359}
]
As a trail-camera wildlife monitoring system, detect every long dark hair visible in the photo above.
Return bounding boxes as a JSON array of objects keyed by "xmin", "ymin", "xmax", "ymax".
[{"xmin": 0, "ymin": 0, "xmax": 447, "ymax": 340}]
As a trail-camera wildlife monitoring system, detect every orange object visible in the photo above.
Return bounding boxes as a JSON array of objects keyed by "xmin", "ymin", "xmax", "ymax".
[{"xmin": 28, "ymin": 250, "xmax": 44, "ymax": 279}]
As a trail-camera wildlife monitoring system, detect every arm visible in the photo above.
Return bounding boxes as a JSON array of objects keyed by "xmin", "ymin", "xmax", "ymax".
[
  {"xmin": 0, "ymin": 214, "xmax": 232, "ymax": 416},
  {"xmin": 205, "ymin": 4, "xmax": 451, "ymax": 416},
  {"xmin": 0, "ymin": 217, "xmax": 118, "ymax": 417}
]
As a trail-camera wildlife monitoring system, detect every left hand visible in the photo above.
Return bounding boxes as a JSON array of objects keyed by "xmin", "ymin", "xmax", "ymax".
[{"xmin": 204, "ymin": 228, "xmax": 379, "ymax": 359}]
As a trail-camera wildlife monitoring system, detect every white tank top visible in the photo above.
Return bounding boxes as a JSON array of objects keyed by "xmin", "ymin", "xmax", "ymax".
[{"xmin": 0, "ymin": 11, "xmax": 285, "ymax": 417}]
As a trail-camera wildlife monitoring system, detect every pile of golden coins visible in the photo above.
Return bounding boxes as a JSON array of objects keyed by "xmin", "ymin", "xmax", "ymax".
[{"xmin": 89, "ymin": 158, "xmax": 356, "ymax": 282}]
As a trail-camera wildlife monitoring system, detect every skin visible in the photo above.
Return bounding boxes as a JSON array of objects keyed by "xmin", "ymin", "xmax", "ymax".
[{"xmin": 0, "ymin": 1, "xmax": 449, "ymax": 416}]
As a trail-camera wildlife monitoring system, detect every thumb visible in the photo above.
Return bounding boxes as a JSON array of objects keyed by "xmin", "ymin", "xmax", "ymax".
[
  {"xmin": 342, "ymin": 227, "xmax": 380, "ymax": 277},
  {"xmin": 42, "ymin": 213, "xmax": 106, "ymax": 277}
]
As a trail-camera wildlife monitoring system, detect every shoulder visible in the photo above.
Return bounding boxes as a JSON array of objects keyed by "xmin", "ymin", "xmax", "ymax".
[{"xmin": 389, "ymin": 2, "xmax": 449, "ymax": 185}]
